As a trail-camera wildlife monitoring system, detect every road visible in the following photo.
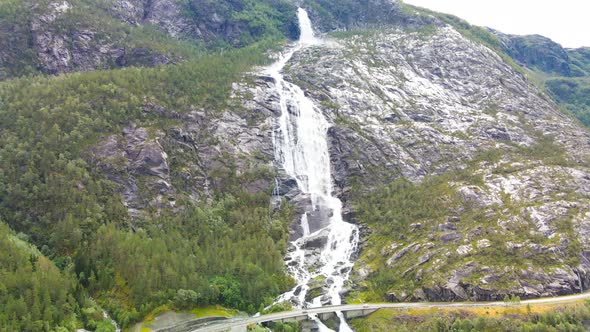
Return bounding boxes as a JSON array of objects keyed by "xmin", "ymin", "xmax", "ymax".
[{"xmin": 190, "ymin": 291, "xmax": 590, "ymax": 332}]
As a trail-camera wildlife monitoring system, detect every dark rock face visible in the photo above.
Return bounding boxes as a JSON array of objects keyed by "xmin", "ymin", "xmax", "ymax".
[
  {"xmin": 115, "ymin": 48, "xmax": 171, "ymax": 67},
  {"xmin": 30, "ymin": 2, "xmax": 116, "ymax": 74},
  {"xmin": 305, "ymin": 202, "xmax": 334, "ymax": 234},
  {"xmin": 87, "ymin": 80, "xmax": 277, "ymax": 219},
  {"xmin": 492, "ymin": 31, "xmax": 573, "ymax": 76},
  {"xmin": 0, "ymin": 0, "xmax": 189, "ymax": 77},
  {"xmin": 23, "ymin": 0, "xmax": 175, "ymax": 76},
  {"xmin": 303, "ymin": 229, "xmax": 330, "ymax": 250},
  {"xmin": 491, "ymin": 30, "xmax": 590, "ymax": 78},
  {"xmin": 112, "ymin": 0, "xmax": 191, "ymax": 37},
  {"xmin": 88, "ymin": 126, "xmax": 174, "ymax": 218},
  {"xmin": 304, "ymin": 0, "xmax": 432, "ymax": 34},
  {"xmin": 417, "ymin": 264, "xmax": 583, "ymax": 302}
]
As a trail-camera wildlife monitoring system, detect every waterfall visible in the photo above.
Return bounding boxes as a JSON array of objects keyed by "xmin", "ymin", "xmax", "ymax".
[
  {"xmin": 268, "ymin": 8, "xmax": 359, "ymax": 332},
  {"xmin": 89, "ymin": 297, "xmax": 120, "ymax": 332},
  {"xmin": 102, "ymin": 310, "xmax": 121, "ymax": 332}
]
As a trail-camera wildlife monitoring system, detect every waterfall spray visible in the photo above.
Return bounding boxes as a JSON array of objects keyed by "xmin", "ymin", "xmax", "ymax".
[{"xmin": 268, "ymin": 8, "xmax": 359, "ymax": 332}]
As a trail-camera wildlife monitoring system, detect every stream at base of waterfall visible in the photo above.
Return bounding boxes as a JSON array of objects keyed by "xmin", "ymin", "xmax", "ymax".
[{"xmin": 267, "ymin": 8, "xmax": 360, "ymax": 332}]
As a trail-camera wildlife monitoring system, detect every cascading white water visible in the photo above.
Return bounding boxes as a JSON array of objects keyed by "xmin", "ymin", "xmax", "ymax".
[
  {"xmin": 268, "ymin": 8, "xmax": 359, "ymax": 332},
  {"xmin": 102, "ymin": 310, "xmax": 121, "ymax": 332},
  {"xmin": 88, "ymin": 297, "xmax": 120, "ymax": 332}
]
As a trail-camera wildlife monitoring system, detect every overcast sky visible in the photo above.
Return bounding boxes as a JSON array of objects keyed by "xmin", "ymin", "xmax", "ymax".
[{"xmin": 403, "ymin": 0, "xmax": 590, "ymax": 48}]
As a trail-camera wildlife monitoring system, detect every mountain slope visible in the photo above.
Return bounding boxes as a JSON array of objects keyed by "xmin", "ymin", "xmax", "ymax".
[
  {"xmin": 0, "ymin": 0, "xmax": 425, "ymax": 80},
  {"xmin": 0, "ymin": 0, "xmax": 300, "ymax": 79},
  {"xmin": 0, "ymin": 0, "xmax": 192, "ymax": 78},
  {"xmin": 252, "ymin": 21, "xmax": 590, "ymax": 302},
  {"xmin": 0, "ymin": 0, "xmax": 590, "ymax": 329},
  {"xmin": 0, "ymin": 222, "xmax": 109, "ymax": 331},
  {"xmin": 0, "ymin": 41, "xmax": 296, "ymax": 328},
  {"xmin": 492, "ymin": 31, "xmax": 582, "ymax": 77},
  {"xmin": 491, "ymin": 31, "xmax": 590, "ymax": 127},
  {"xmin": 0, "ymin": 0, "xmax": 434, "ymax": 328}
]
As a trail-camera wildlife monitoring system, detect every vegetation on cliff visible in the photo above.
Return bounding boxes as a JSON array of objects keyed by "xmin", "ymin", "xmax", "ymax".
[
  {"xmin": 351, "ymin": 301, "xmax": 590, "ymax": 332},
  {"xmin": 1, "ymin": 0, "xmax": 590, "ymax": 330},
  {"xmin": 0, "ymin": 40, "xmax": 295, "ymax": 328},
  {"xmin": 545, "ymin": 78, "xmax": 590, "ymax": 127},
  {"xmin": 348, "ymin": 137, "xmax": 585, "ymax": 303}
]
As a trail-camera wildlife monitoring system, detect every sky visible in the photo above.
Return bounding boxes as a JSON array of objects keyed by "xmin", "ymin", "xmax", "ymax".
[{"xmin": 402, "ymin": 0, "xmax": 590, "ymax": 48}]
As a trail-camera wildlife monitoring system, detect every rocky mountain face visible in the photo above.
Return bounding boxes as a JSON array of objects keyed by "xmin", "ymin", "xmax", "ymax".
[
  {"xmin": 248, "ymin": 22, "xmax": 590, "ymax": 302},
  {"xmin": 492, "ymin": 31, "xmax": 583, "ymax": 77},
  {"xmin": 30, "ymin": 1, "xmax": 175, "ymax": 74},
  {"xmin": 304, "ymin": 0, "xmax": 428, "ymax": 32},
  {"xmin": 490, "ymin": 30, "xmax": 590, "ymax": 128},
  {"xmin": 2, "ymin": 0, "xmax": 590, "ymax": 319},
  {"xmin": 0, "ymin": 0, "xmax": 299, "ymax": 79},
  {"xmin": 0, "ymin": 0, "xmax": 435, "ymax": 80},
  {"xmin": 0, "ymin": 0, "xmax": 178, "ymax": 78},
  {"xmin": 86, "ymin": 90, "xmax": 277, "ymax": 221},
  {"xmin": 110, "ymin": 0, "xmax": 191, "ymax": 37}
]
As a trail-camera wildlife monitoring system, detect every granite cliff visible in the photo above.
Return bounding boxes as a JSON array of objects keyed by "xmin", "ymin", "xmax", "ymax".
[{"xmin": 246, "ymin": 14, "xmax": 590, "ymax": 302}]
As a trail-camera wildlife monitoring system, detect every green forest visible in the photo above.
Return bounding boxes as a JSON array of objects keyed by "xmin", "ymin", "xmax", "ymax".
[{"xmin": 0, "ymin": 25, "xmax": 296, "ymax": 331}]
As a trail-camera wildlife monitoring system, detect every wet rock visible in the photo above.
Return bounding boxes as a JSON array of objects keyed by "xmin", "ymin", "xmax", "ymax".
[
  {"xmin": 305, "ymin": 203, "xmax": 334, "ymax": 234},
  {"xmin": 303, "ymin": 229, "xmax": 330, "ymax": 249},
  {"xmin": 290, "ymin": 193, "xmax": 313, "ymax": 214},
  {"xmin": 275, "ymin": 177, "xmax": 299, "ymax": 196},
  {"xmin": 305, "ymin": 276, "xmax": 328, "ymax": 302}
]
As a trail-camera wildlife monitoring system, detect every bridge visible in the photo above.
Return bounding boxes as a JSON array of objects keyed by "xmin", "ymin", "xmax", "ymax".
[{"xmin": 153, "ymin": 291, "xmax": 590, "ymax": 332}]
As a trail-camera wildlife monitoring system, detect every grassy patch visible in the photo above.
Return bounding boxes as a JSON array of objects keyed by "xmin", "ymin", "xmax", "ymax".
[
  {"xmin": 262, "ymin": 301, "xmax": 293, "ymax": 315},
  {"xmin": 352, "ymin": 300, "xmax": 590, "ymax": 332},
  {"xmin": 191, "ymin": 305, "xmax": 239, "ymax": 318},
  {"xmin": 141, "ymin": 304, "xmax": 171, "ymax": 327}
]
